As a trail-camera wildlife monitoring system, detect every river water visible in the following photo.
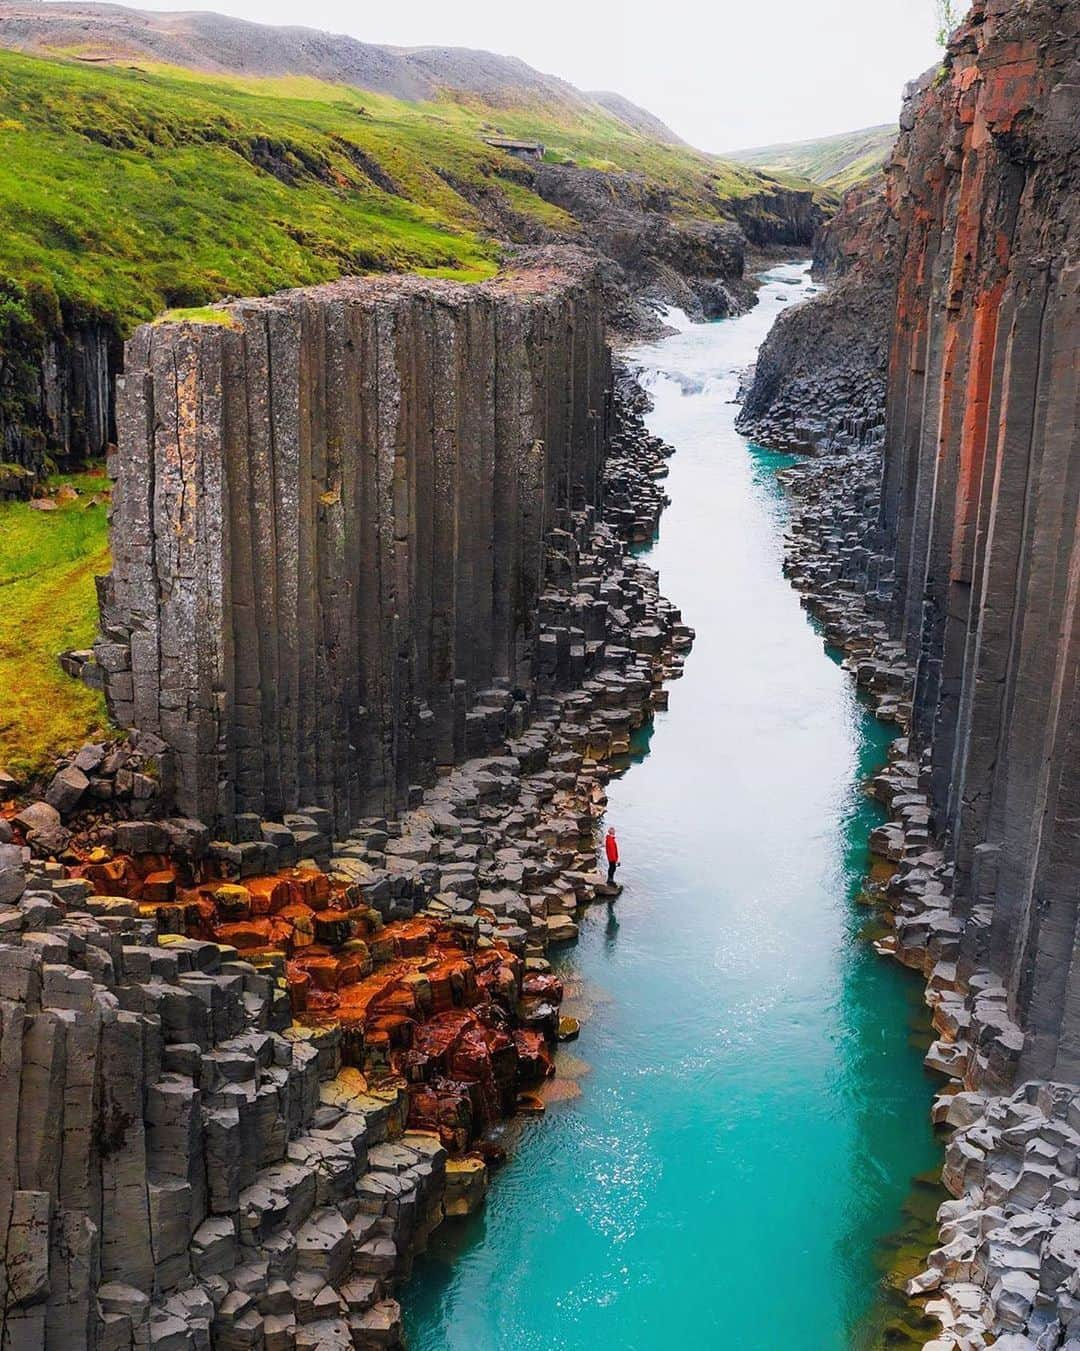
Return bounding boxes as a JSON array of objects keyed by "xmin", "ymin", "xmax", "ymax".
[{"xmin": 404, "ymin": 263, "xmax": 941, "ymax": 1350}]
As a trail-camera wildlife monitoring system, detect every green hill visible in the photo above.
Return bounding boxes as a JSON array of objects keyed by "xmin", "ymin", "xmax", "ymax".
[
  {"xmin": 0, "ymin": 44, "xmax": 777, "ymax": 339},
  {"xmin": 726, "ymin": 124, "xmax": 895, "ymax": 192}
]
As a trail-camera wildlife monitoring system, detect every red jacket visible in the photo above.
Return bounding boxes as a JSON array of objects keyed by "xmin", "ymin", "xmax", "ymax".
[{"xmin": 605, "ymin": 833, "xmax": 619, "ymax": 863}]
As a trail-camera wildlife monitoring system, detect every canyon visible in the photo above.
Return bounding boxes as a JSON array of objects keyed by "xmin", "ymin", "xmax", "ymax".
[
  {"xmin": 0, "ymin": 0, "xmax": 1077, "ymax": 1346},
  {"xmin": 740, "ymin": 0, "xmax": 1080, "ymax": 1343}
]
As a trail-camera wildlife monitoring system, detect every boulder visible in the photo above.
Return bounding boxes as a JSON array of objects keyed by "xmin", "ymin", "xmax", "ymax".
[{"xmin": 44, "ymin": 765, "xmax": 89, "ymax": 816}]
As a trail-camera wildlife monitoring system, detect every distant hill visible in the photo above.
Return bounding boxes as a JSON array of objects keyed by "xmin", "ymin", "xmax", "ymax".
[
  {"xmin": 0, "ymin": 0, "xmax": 829, "ymax": 477},
  {"xmin": 589, "ymin": 90, "xmax": 685, "ymax": 145},
  {"xmin": 0, "ymin": 2, "xmax": 682, "ymax": 134},
  {"xmin": 726, "ymin": 124, "xmax": 895, "ymax": 192},
  {"xmin": 0, "ymin": 1, "xmax": 813, "ymax": 333}
]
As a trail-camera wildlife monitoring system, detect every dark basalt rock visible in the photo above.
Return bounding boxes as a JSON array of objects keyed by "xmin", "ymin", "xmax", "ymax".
[
  {"xmin": 0, "ymin": 317, "xmax": 117, "ymax": 480},
  {"xmin": 881, "ymin": 0, "xmax": 1079, "ymax": 1086},
  {"xmin": 736, "ymin": 176, "xmax": 898, "ymax": 456},
  {"xmin": 753, "ymin": 3, "xmax": 1080, "ymax": 1341}
]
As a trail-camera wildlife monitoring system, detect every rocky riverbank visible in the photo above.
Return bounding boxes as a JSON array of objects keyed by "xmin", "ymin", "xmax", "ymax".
[
  {"xmin": 772, "ymin": 441, "xmax": 1080, "ymax": 1349},
  {"xmin": 0, "ymin": 346, "xmax": 692, "ymax": 1346}
]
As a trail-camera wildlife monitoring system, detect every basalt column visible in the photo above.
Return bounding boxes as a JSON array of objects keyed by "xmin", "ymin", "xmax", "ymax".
[
  {"xmin": 96, "ymin": 249, "xmax": 609, "ymax": 837},
  {"xmin": 876, "ymin": 0, "xmax": 1080, "ymax": 1079}
]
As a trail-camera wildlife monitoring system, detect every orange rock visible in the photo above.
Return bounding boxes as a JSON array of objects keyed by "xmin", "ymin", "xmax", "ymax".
[
  {"xmin": 384, "ymin": 919, "xmax": 438, "ymax": 957},
  {"xmin": 141, "ymin": 869, "xmax": 178, "ymax": 904},
  {"xmin": 212, "ymin": 883, "xmax": 252, "ymax": 920},
  {"xmin": 267, "ymin": 918, "xmax": 295, "ymax": 950},
  {"xmin": 277, "ymin": 902, "xmax": 316, "ymax": 946},
  {"xmin": 132, "ymin": 852, "xmax": 172, "ymax": 879},
  {"xmin": 306, "ymin": 988, "xmax": 341, "ymax": 1014},
  {"xmin": 370, "ymin": 985, "xmax": 421, "ymax": 1022},
  {"xmin": 285, "ymin": 963, "xmax": 311, "ymax": 1012},
  {"xmin": 247, "ymin": 875, "xmax": 290, "ymax": 915},
  {"xmin": 522, "ymin": 973, "xmax": 564, "ymax": 1002},
  {"xmin": 513, "ymin": 1029, "xmax": 554, "ymax": 1083},
  {"xmin": 291, "ymin": 951, "xmax": 361, "ymax": 992},
  {"xmin": 368, "ymin": 1013, "xmax": 416, "ymax": 1049},
  {"xmin": 284, "ymin": 868, "xmax": 332, "ymax": 910},
  {"xmin": 213, "ymin": 918, "xmax": 273, "ymax": 949},
  {"xmin": 83, "ymin": 856, "xmax": 140, "ymax": 897}
]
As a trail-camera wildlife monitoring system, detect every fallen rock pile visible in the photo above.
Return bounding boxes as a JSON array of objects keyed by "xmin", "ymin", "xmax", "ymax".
[
  {"xmin": 604, "ymin": 366, "xmax": 674, "ymax": 543},
  {"xmin": 6, "ymin": 732, "xmax": 174, "ymax": 851}
]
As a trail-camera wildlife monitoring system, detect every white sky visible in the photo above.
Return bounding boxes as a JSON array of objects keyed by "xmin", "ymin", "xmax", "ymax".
[{"xmin": 134, "ymin": 0, "xmax": 946, "ymax": 151}]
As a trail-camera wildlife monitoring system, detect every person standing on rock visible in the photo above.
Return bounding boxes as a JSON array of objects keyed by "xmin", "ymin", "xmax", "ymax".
[{"xmin": 604, "ymin": 827, "xmax": 620, "ymax": 886}]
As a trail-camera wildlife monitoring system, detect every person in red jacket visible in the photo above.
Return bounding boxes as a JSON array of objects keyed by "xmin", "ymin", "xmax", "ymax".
[{"xmin": 604, "ymin": 827, "xmax": 620, "ymax": 886}]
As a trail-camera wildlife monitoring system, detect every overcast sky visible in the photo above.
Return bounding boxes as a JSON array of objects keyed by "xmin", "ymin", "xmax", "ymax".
[{"xmin": 132, "ymin": 0, "xmax": 946, "ymax": 151}]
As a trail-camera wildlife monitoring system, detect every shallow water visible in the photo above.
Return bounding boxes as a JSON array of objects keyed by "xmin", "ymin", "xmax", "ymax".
[{"xmin": 404, "ymin": 263, "xmax": 941, "ymax": 1350}]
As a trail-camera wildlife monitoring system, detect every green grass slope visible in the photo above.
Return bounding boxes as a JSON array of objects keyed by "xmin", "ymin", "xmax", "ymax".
[
  {"xmin": 0, "ymin": 47, "xmax": 774, "ymax": 338},
  {"xmin": 726, "ymin": 124, "xmax": 895, "ymax": 192},
  {"xmin": 0, "ymin": 468, "xmax": 110, "ymax": 780}
]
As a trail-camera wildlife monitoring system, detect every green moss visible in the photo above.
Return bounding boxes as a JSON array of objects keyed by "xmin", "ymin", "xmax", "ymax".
[
  {"xmin": 0, "ymin": 48, "xmax": 793, "ymax": 775},
  {"xmin": 156, "ymin": 306, "xmax": 241, "ymax": 327},
  {"xmin": 0, "ymin": 464, "xmax": 111, "ymax": 778},
  {"xmin": 728, "ymin": 124, "xmax": 895, "ymax": 192}
]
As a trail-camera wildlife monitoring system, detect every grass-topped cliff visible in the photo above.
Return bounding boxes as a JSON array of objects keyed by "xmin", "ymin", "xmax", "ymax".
[
  {"xmin": 0, "ymin": 41, "xmax": 782, "ymax": 338},
  {"xmin": 0, "ymin": 3, "xmax": 824, "ymax": 780}
]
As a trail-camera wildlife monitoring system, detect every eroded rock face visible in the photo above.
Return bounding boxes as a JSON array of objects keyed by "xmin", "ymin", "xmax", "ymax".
[
  {"xmin": 879, "ymin": 0, "xmax": 1079, "ymax": 1083},
  {"xmin": 96, "ymin": 248, "xmax": 612, "ymax": 840},
  {"xmin": 757, "ymin": 4, "xmax": 1080, "ymax": 1342},
  {"xmin": 0, "ymin": 319, "xmax": 115, "ymax": 479},
  {"xmin": 736, "ymin": 176, "xmax": 898, "ymax": 456},
  {"xmin": 530, "ymin": 165, "xmax": 763, "ymax": 336}
]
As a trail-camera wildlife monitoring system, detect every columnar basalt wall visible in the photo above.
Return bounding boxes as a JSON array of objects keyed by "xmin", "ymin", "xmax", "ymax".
[
  {"xmin": 745, "ymin": 6, "xmax": 1080, "ymax": 1339},
  {"xmin": 0, "ymin": 320, "xmax": 115, "ymax": 480},
  {"xmin": 1, "ymin": 312, "xmax": 687, "ymax": 1349},
  {"xmin": 95, "ymin": 249, "xmax": 610, "ymax": 839},
  {"xmin": 878, "ymin": 0, "xmax": 1079, "ymax": 1081}
]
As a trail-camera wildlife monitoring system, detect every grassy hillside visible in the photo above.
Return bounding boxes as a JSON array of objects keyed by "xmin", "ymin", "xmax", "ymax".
[
  {"xmin": 0, "ymin": 468, "xmax": 110, "ymax": 780},
  {"xmin": 726, "ymin": 124, "xmax": 894, "ymax": 192},
  {"xmin": 0, "ymin": 47, "xmax": 773, "ymax": 338}
]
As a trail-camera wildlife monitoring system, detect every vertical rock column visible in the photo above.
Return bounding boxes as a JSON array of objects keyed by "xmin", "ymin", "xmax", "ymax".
[
  {"xmin": 96, "ymin": 248, "xmax": 610, "ymax": 838},
  {"xmin": 875, "ymin": 0, "xmax": 1080, "ymax": 1078}
]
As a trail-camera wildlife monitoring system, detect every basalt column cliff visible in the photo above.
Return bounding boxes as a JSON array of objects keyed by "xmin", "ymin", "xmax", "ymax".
[
  {"xmin": 95, "ymin": 250, "xmax": 609, "ymax": 837},
  {"xmin": 747, "ymin": 0, "xmax": 1079, "ymax": 1083},
  {"xmin": 0, "ymin": 245, "xmax": 691, "ymax": 1347},
  {"xmin": 881, "ymin": 0, "xmax": 1079, "ymax": 1084},
  {"xmin": 742, "ymin": 1, "xmax": 1080, "ymax": 1340}
]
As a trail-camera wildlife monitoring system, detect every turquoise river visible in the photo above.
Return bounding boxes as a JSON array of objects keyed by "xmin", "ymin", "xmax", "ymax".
[{"xmin": 404, "ymin": 263, "xmax": 943, "ymax": 1350}]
